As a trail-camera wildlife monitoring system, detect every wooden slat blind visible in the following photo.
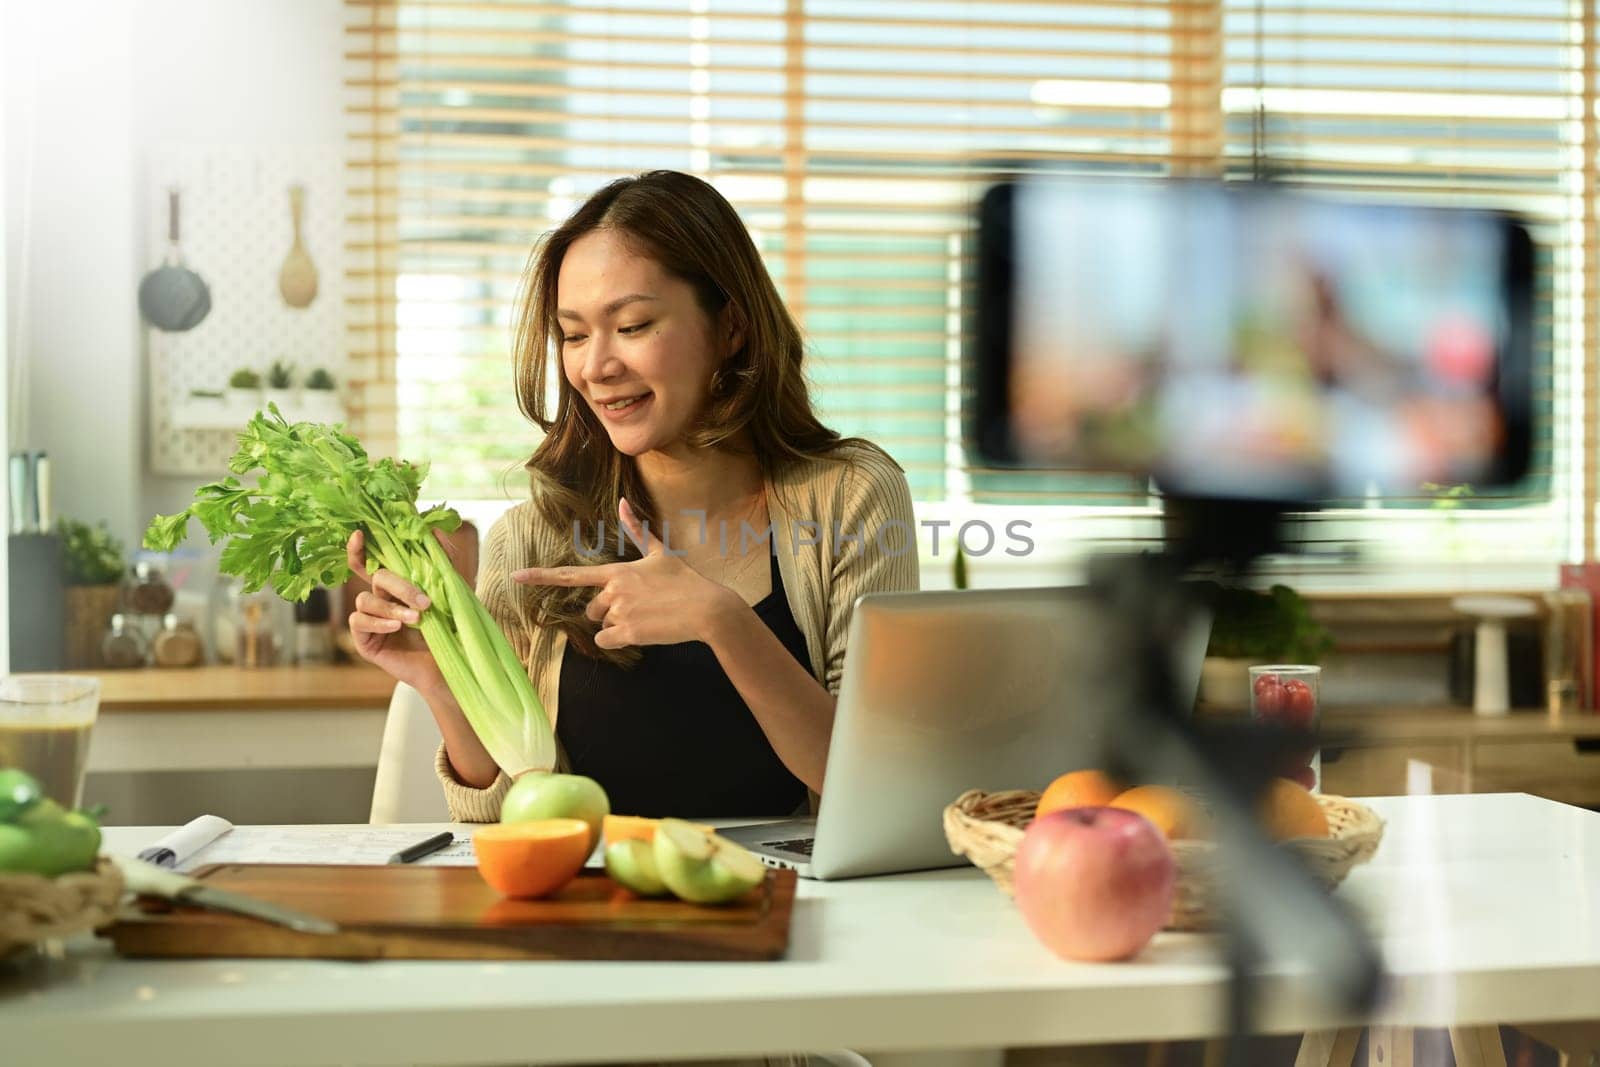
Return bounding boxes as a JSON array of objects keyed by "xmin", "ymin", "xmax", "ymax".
[
  {"xmin": 1215, "ymin": 0, "xmax": 1589, "ymax": 569},
  {"xmin": 345, "ymin": 0, "xmax": 1202, "ymax": 505},
  {"xmin": 345, "ymin": 0, "xmax": 1595, "ymax": 570}
]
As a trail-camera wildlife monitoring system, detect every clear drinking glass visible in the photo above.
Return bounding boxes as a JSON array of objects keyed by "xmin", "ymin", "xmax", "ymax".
[
  {"xmin": 1248, "ymin": 664, "xmax": 1321, "ymax": 793},
  {"xmin": 0, "ymin": 675, "xmax": 101, "ymax": 807}
]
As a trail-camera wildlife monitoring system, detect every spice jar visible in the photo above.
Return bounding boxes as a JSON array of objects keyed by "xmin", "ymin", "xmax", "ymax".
[
  {"xmin": 126, "ymin": 560, "xmax": 176, "ymax": 616},
  {"xmin": 235, "ymin": 590, "xmax": 283, "ymax": 668},
  {"xmin": 151, "ymin": 614, "xmax": 203, "ymax": 668},
  {"xmin": 293, "ymin": 587, "xmax": 333, "ymax": 665},
  {"xmin": 101, "ymin": 614, "xmax": 148, "ymax": 669}
]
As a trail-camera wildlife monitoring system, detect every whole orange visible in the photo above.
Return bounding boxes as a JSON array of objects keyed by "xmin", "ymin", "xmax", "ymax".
[
  {"xmin": 1108, "ymin": 785, "xmax": 1209, "ymax": 841},
  {"xmin": 1258, "ymin": 778, "xmax": 1330, "ymax": 841},
  {"xmin": 473, "ymin": 818, "xmax": 591, "ymax": 899},
  {"xmin": 1036, "ymin": 770, "xmax": 1125, "ymax": 819}
]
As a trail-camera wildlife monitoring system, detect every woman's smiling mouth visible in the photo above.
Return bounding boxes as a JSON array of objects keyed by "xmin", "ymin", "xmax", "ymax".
[{"xmin": 597, "ymin": 392, "xmax": 652, "ymax": 420}]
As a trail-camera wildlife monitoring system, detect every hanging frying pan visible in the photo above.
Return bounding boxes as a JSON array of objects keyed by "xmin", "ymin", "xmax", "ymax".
[{"xmin": 139, "ymin": 189, "xmax": 212, "ymax": 332}]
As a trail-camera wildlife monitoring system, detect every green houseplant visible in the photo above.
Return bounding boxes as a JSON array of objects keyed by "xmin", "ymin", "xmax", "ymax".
[
  {"xmin": 57, "ymin": 518, "xmax": 128, "ymax": 668},
  {"xmin": 1198, "ymin": 582, "xmax": 1333, "ymax": 707},
  {"xmin": 301, "ymin": 366, "xmax": 342, "ymax": 420},
  {"xmin": 266, "ymin": 361, "xmax": 296, "ymax": 410},
  {"xmin": 227, "ymin": 368, "xmax": 262, "ymax": 411}
]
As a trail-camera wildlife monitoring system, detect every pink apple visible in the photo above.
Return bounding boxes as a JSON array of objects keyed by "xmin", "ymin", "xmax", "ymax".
[{"xmin": 1012, "ymin": 807, "xmax": 1175, "ymax": 962}]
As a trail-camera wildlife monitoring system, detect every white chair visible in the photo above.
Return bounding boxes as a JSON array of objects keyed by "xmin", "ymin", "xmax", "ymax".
[{"xmin": 368, "ymin": 682, "xmax": 450, "ymax": 824}]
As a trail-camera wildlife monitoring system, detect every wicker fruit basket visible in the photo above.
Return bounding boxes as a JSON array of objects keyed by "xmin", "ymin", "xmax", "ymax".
[
  {"xmin": 943, "ymin": 789, "xmax": 1384, "ymax": 932},
  {"xmin": 0, "ymin": 858, "xmax": 125, "ymax": 958}
]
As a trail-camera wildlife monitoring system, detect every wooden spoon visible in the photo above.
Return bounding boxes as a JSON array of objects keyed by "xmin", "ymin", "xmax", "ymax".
[{"xmin": 278, "ymin": 185, "xmax": 318, "ymax": 308}]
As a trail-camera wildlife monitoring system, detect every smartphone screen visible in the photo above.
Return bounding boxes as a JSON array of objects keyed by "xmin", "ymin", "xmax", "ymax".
[{"xmin": 972, "ymin": 179, "xmax": 1534, "ymax": 501}]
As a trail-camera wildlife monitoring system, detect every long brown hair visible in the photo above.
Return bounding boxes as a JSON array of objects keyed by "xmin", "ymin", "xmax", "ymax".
[{"xmin": 512, "ymin": 170, "xmax": 880, "ymax": 663}]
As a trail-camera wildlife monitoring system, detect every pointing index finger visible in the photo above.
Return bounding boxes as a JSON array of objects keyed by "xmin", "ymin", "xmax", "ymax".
[{"xmin": 513, "ymin": 564, "xmax": 617, "ymax": 587}]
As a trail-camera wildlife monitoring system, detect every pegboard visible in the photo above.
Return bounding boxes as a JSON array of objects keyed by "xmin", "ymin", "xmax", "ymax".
[{"xmin": 146, "ymin": 146, "xmax": 346, "ymax": 475}]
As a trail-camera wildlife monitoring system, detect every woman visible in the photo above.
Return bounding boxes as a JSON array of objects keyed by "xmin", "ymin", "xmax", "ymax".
[{"xmin": 347, "ymin": 170, "xmax": 919, "ymax": 822}]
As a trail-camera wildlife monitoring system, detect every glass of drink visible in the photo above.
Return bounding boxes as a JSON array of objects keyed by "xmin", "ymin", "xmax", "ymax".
[
  {"xmin": 0, "ymin": 675, "xmax": 101, "ymax": 807},
  {"xmin": 1248, "ymin": 664, "xmax": 1321, "ymax": 792}
]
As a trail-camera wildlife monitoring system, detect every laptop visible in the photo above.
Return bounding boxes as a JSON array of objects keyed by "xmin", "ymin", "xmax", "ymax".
[{"xmin": 719, "ymin": 585, "xmax": 1212, "ymax": 880}]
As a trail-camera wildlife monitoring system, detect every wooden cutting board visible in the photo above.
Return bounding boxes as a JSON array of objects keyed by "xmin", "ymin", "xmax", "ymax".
[{"xmin": 104, "ymin": 864, "xmax": 798, "ymax": 962}]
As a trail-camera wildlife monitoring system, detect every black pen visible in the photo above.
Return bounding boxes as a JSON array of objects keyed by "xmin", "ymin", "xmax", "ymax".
[{"xmin": 388, "ymin": 831, "xmax": 454, "ymax": 864}]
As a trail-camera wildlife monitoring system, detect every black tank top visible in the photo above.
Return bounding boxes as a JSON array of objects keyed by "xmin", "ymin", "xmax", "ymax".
[{"xmin": 555, "ymin": 550, "xmax": 810, "ymax": 818}]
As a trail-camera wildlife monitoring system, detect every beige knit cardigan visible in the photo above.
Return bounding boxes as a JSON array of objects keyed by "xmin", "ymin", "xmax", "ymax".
[{"xmin": 434, "ymin": 443, "xmax": 921, "ymax": 822}]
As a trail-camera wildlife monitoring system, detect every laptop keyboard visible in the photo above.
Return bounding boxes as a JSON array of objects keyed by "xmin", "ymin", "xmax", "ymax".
[{"xmin": 762, "ymin": 837, "xmax": 815, "ymax": 856}]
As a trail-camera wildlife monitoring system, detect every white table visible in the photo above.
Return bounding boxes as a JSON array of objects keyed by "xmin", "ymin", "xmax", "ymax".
[{"xmin": 2, "ymin": 794, "xmax": 1598, "ymax": 1066}]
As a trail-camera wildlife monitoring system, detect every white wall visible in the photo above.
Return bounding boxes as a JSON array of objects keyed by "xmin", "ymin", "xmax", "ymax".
[
  {"xmin": 4, "ymin": 2, "xmax": 139, "ymax": 541},
  {"xmin": 3, "ymin": 0, "xmax": 346, "ymax": 547},
  {"xmin": 0, "ymin": 1, "xmax": 11, "ymax": 672}
]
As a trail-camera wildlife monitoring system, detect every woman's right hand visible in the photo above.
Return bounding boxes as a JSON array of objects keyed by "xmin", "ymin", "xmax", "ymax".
[{"xmin": 345, "ymin": 529, "xmax": 445, "ymax": 695}]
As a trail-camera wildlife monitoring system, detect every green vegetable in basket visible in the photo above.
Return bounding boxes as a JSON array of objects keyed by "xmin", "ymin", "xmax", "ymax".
[
  {"xmin": 0, "ymin": 768, "xmax": 44, "ymax": 823},
  {"xmin": 0, "ymin": 775, "xmax": 102, "ymax": 877}
]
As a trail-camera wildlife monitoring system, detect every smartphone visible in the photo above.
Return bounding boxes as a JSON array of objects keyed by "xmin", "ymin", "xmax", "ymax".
[{"xmin": 971, "ymin": 178, "xmax": 1535, "ymax": 502}]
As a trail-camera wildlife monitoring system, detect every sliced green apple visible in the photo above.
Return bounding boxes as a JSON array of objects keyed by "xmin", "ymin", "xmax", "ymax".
[
  {"xmin": 651, "ymin": 818, "xmax": 767, "ymax": 905},
  {"xmin": 604, "ymin": 838, "xmax": 669, "ymax": 897}
]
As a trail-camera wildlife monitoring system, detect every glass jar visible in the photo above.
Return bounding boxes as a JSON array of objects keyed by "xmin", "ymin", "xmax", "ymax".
[
  {"xmin": 126, "ymin": 560, "xmax": 176, "ymax": 616},
  {"xmin": 152, "ymin": 614, "xmax": 203, "ymax": 668},
  {"xmin": 234, "ymin": 589, "xmax": 285, "ymax": 668},
  {"xmin": 1249, "ymin": 664, "xmax": 1322, "ymax": 792},
  {"xmin": 293, "ymin": 587, "xmax": 333, "ymax": 665},
  {"xmin": 101, "ymin": 614, "xmax": 149, "ymax": 669}
]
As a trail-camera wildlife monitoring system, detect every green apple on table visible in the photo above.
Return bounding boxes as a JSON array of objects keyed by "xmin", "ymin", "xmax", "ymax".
[
  {"xmin": 651, "ymin": 819, "xmax": 766, "ymax": 905},
  {"xmin": 500, "ymin": 772, "xmax": 610, "ymax": 850},
  {"xmin": 604, "ymin": 838, "xmax": 670, "ymax": 897}
]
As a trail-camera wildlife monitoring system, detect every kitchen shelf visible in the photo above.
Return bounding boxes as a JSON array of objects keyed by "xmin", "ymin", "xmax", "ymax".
[{"xmin": 172, "ymin": 395, "xmax": 345, "ymax": 431}]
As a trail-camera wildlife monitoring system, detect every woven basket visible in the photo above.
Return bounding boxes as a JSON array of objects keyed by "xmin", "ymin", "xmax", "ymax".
[
  {"xmin": 0, "ymin": 859, "xmax": 125, "ymax": 958},
  {"xmin": 943, "ymin": 789, "xmax": 1384, "ymax": 932}
]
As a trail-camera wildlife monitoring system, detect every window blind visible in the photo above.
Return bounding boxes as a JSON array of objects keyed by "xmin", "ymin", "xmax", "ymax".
[
  {"xmin": 345, "ymin": 0, "xmax": 1207, "ymax": 508},
  {"xmin": 1216, "ymin": 0, "xmax": 1592, "ymax": 572},
  {"xmin": 345, "ymin": 0, "xmax": 1597, "ymax": 571}
]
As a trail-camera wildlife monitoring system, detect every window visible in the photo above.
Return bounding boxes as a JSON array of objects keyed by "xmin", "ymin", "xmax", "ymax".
[{"xmin": 345, "ymin": 0, "xmax": 1596, "ymax": 582}]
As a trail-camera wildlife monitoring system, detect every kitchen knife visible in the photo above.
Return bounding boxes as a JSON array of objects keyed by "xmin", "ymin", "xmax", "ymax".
[{"xmin": 114, "ymin": 855, "xmax": 339, "ymax": 935}]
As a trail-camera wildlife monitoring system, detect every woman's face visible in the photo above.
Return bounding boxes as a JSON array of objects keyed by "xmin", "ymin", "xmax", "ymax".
[{"xmin": 557, "ymin": 229, "xmax": 733, "ymax": 458}]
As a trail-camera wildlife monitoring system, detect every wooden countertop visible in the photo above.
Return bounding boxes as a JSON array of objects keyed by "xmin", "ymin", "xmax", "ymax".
[
  {"xmin": 1326, "ymin": 704, "xmax": 1600, "ymax": 743},
  {"xmin": 1204, "ymin": 702, "xmax": 1600, "ymax": 743},
  {"xmin": 53, "ymin": 664, "xmax": 397, "ymax": 712}
]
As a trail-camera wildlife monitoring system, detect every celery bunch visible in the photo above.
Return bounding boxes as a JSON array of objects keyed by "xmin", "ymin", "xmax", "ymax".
[{"xmin": 144, "ymin": 406, "xmax": 555, "ymax": 776}]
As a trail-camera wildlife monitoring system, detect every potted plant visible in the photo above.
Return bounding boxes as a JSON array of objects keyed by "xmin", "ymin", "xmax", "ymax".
[
  {"xmin": 302, "ymin": 366, "xmax": 342, "ymax": 421},
  {"xmin": 227, "ymin": 368, "xmax": 262, "ymax": 411},
  {"xmin": 58, "ymin": 518, "xmax": 128, "ymax": 668},
  {"xmin": 266, "ymin": 360, "xmax": 296, "ymax": 409},
  {"xmin": 1197, "ymin": 582, "xmax": 1333, "ymax": 708}
]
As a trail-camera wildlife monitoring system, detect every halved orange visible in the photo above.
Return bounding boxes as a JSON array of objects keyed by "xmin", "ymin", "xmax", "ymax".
[
  {"xmin": 601, "ymin": 814, "xmax": 714, "ymax": 846},
  {"xmin": 473, "ymin": 818, "xmax": 590, "ymax": 899},
  {"xmin": 602, "ymin": 814, "xmax": 660, "ymax": 846}
]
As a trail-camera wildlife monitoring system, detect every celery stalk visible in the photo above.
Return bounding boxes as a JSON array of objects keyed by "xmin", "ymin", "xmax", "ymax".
[{"xmin": 143, "ymin": 405, "xmax": 557, "ymax": 777}]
